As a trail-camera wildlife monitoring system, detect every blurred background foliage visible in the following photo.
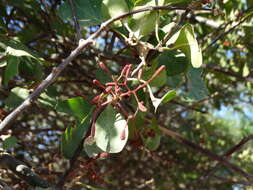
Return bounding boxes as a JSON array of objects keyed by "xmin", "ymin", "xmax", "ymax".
[{"xmin": 0, "ymin": 0, "xmax": 253, "ymax": 189}]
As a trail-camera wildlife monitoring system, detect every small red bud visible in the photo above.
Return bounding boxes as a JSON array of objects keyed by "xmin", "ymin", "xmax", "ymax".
[
  {"xmin": 93, "ymin": 80, "xmax": 105, "ymax": 89},
  {"xmin": 99, "ymin": 152, "xmax": 109, "ymax": 158},
  {"xmin": 137, "ymin": 68, "xmax": 143, "ymax": 80},
  {"xmin": 91, "ymin": 95, "xmax": 101, "ymax": 104},
  {"xmin": 138, "ymin": 101, "xmax": 147, "ymax": 112},
  {"xmin": 105, "ymin": 86, "xmax": 112, "ymax": 93},
  {"xmin": 99, "ymin": 62, "xmax": 110, "ymax": 73},
  {"xmin": 120, "ymin": 128, "xmax": 126, "ymax": 140}
]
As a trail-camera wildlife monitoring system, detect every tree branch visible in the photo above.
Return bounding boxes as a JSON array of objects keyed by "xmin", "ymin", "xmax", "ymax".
[
  {"xmin": 159, "ymin": 126, "xmax": 253, "ymax": 181},
  {"xmin": 0, "ymin": 151, "xmax": 55, "ymax": 188},
  {"xmin": 0, "ymin": 5, "xmax": 195, "ymax": 132},
  {"xmin": 203, "ymin": 10, "xmax": 253, "ymax": 52},
  {"xmin": 197, "ymin": 134, "xmax": 253, "ymax": 183}
]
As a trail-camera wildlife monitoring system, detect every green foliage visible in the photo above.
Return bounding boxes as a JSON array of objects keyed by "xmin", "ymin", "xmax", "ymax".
[
  {"xmin": 58, "ymin": 0, "xmax": 103, "ymax": 27},
  {"xmin": 61, "ymin": 114, "xmax": 91, "ymax": 159},
  {"xmin": 2, "ymin": 136, "xmax": 18, "ymax": 150},
  {"xmin": 102, "ymin": 0, "xmax": 129, "ymax": 26},
  {"xmin": 186, "ymin": 67, "xmax": 209, "ymax": 101},
  {"xmin": 4, "ymin": 55, "xmax": 20, "ymax": 86},
  {"xmin": 131, "ymin": 0, "xmax": 165, "ymax": 38},
  {"xmin": 143, "ymin": 60, "xmax": 167, "ymax": 87},
  {"xmin": 144, "ymin": 119, "xmax": 161, "ymax": 151},
  {"xmin": 56, "ymin": 97, "xmax": 92, "ymax": 121},
  {"xmin": 158, "ymin": 50, "xmax": 188, "ymax": 76},
  {"xmin": 1, "ymin": 36, "xmax": 44, "ymax": 86},
  {"xmin": 1, "ymin": 0, "xmax": 253, "ymax": 189},
  {"xmin": 167, "ymin": 24, "xmax": 202, "ymax": 68},
  {"xmin": 94, "ymin": 105, "xmax": 128, "ymax": 153},
  {"xmin": 83, "ymin": 138, "xmax": 104, "ymax": 158},
  {"xmin": 5, "ymin": 87, "xmax": 30, "ymax": 109}
]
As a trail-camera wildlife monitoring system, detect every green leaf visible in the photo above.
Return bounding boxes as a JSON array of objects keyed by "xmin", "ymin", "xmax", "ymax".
[
  {"xmin": 58, "ymin": 0, "xmax": 103, "ymax": 27},
  {"xmin": 167, "ymin": 24, "xmax": 202, "ymax": 68},
  {"xmin": 5, "ymin": 87, "xmax": 30, "ymax": 109},
  {"xmin": 186, "ymin": 67, "xmax": 208, "ymax": 101},
  {"xmin": 161, "ymin": 90, "xmax": 177, "ymax": 103},
  {"xmin": 6, "ymin": 46, "xmax": 38, "ymax": 60},
  {"xmin": 143, "ymin": 60, "xmax": 167, "ymax": 87},
  {"xmin": 56, "ymin": 97, "xmax": 92, "ymax": 121},
  {"xmin": 132, "ymin": 0, "xmax": 165, "ymax": 38},
  {"xmin": 2, "ymin": 136, "xmax": 18, "ymax": 150},
  {"xmin": 95, "ymin": 105, "xmax": 128, "ymax": 153},
  {"xmin": 61, "ymin": 114, "xmax": 91, "ymax": 159},
  {"xmin": 83, "ymin": 137, "xmax": 104, "ymax": 158},
  {"xmin": 147, "ymin": 85, "xmax": 176, "ymax": 112},
  {"xmin": 167, "ymin": 75, "xmax": 183, "ymax": 88},
  {"xmin": 102, "ymin": 0, "xmax": 129, "ymax": 26},
  {"xmin": 38, "ymin": 87, "xmax": 58, "ymax": 108},
  {"xmin": 158, "ymin": 50, "xmax": 188, "ymax": 76},
  {"xmin": 19, "ymin": 57, "xmax": 43, "ymax": 81},
  {"xmin": 4, "ymin": 55, "xmax": 20, "ymax": 86}
]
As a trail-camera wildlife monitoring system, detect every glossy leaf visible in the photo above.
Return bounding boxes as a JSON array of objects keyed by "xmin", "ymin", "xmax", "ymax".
[
  {"xmin": 161, "ymin": 90, "xmax": 177, "ymax": 103},
  {"xmin": 167, "ymin": 24, "xmax": 202, "ymax": 68},
  {"xmin": 61, "ymin": 114, "xmax": 91, "ymax": 159},
  {"xmin": 6, "ymin": 46, "xmax": 38, "ymax": 60},
  {"xmin": 148, "ymin": 85, "xmax": 176, "ymax": 112},
  {"xmin": 56, "ymin": 97, "xmax": 92, "ymax": 121},
  {"xmin": 102, "ymin": 0, "xmax": 129, "ymax": 26},
  {"xmin": 95, "ymin": 105, "xmax": 128, "ymax": 153},
  {"xmin": 132, "ymin": 0, "xmax": 165, "ymax": 38}
]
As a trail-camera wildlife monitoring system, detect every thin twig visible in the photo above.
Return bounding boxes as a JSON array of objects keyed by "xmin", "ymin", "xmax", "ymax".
[
  {"xmin": 197, "ymin": 134, "xmax": 253, "ymax": 183},
  {"xmin": 68, "ymin": 0, "xmax": 82, "ymax": 41},
  {"xmin": 203, "ymin": 11, "xmax": 253, "ymax": 52},
  {"xmin": 170, "ymin": 92, "xmax": 219, "ymax": 119},
  {"xmin": 0, "ymin": 5, "xmax": 194, "ymax": 133},
  {"xmin": 204, "ymin": 65, "xmax": 253, "ymax": 84},
  {"xmin": 159, "ymin": 126, "xmax": 253, "ymax": 181}
]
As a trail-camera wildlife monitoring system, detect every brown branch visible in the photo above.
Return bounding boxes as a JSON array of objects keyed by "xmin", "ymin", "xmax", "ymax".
[
  {"xmin": 159, "ymin": 126, "xmax": 253, "ymax": 181},
  {"xmin": 197, "ymin": 134, "xmax": 253, "ymax": 183},
  {"xmin": 0, "ymin": 5, "xmax": 193, "ymax": 133},
  {"xmin": 171, "ymin": 92, "xmax": 219, "ymax": 119},
  {"xmin": 0, "ymin": 151, "xmax": 55, "ymax": 188},
  {"xmin": 204, "ymin": 65, "xmax": 253, "ymax": 84}
]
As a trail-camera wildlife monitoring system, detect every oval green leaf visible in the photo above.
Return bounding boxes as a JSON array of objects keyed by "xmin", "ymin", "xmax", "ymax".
[{"xmin": 94, "ymin": 105, "xmax": 128, "ymax": 153}]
